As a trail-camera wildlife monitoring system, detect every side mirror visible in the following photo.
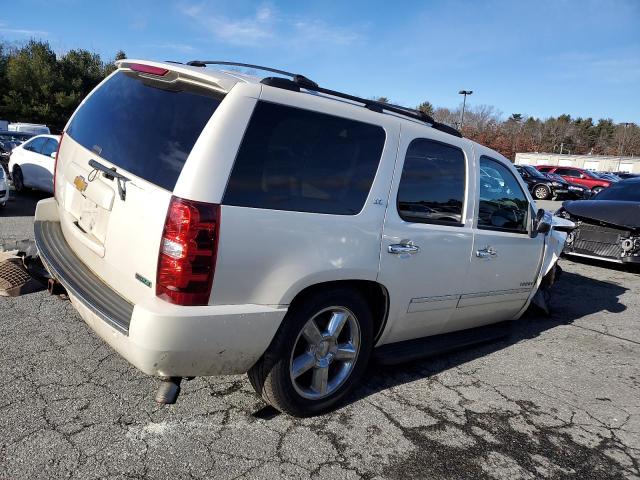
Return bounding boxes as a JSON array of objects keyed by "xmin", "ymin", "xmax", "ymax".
[{"xmin": 533, "ymin": 208, "xmax": 552, "ymax": 236}]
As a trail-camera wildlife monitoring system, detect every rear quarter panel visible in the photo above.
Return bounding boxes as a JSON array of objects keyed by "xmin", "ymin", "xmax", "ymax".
[{"xmin": 206, "ymin": 85, "xmax": 401, "ymax": 305}]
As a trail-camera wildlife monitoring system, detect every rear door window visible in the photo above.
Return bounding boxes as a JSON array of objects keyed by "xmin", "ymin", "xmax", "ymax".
[
  {"xmin": 66, "ymin": 70, "xmax": 224, "ymax": 191},
  {"xmin": 396, "ymin": 139, "xmax": 465, "ymax": 225},
  {"xmin": 223, "ymin": 101, "xmax": 386, "ymax": 215}
]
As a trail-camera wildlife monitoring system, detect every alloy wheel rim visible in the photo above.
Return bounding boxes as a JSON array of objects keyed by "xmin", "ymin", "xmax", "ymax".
[
  {"xmin": 289, "ymin": 306, "xmax": 361, "ymax": 400},
  {"xmin": 535, "ymin": 187, "xmax": 547, "ymax": 199}
]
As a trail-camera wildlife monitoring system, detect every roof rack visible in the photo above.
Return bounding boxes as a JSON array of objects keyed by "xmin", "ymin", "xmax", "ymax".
[{"xmin": 186, "ymin": 60, "xmax": 462, "ymax": 138}]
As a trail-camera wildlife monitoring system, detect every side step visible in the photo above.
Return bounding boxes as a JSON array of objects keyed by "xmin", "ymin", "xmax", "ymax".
[{"xmin": 373, "ymin": 321, "xmax": 513, "ymax": 366}]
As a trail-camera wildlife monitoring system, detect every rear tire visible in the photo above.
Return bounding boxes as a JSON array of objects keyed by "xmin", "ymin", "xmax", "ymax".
[
  {"xmin": 12, "ymin": 166, "xmax": 24, "ymax": 193},
  {"xmin": 533, "ymin": 185, "xmax": 551, "ymax": 200},
  {"xmin": 248, "ymin": 289, "xmax": 373, "ymax": 417}
]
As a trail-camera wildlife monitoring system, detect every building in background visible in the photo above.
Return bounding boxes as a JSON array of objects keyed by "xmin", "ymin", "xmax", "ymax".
[{"xmin": 514, "ymin": 153, "xmax": 640, "ymax": 174}]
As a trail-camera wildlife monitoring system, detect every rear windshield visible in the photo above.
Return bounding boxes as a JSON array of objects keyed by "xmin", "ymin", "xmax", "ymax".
[{"xmin": 67, "ymin": 70, "xmax": 224, "ymax": 190}]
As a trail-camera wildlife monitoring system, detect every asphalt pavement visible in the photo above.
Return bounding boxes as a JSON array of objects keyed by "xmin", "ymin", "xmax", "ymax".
[{"xmin": 1, "ymin": 191, "xmax": 639, "ymax": 479}]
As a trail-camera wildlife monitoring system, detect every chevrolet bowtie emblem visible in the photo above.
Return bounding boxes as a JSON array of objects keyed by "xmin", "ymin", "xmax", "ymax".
[{"xmin": 73, "ymin": 175, "xmax": 88, "ymax": 193}]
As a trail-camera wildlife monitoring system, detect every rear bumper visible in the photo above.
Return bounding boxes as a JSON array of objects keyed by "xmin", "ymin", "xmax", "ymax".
[{"xmin": 34, "ymin": 198, "xmax": 287, "ymax": 376}]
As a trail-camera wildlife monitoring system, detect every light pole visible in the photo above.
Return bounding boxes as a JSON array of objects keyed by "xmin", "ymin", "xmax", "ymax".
[{"xmin": 458, "ymin": 90, "xmax": 473, "ymax": 129}]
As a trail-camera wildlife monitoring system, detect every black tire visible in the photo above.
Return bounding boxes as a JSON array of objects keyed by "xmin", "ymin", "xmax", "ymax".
[
  {"xmin": 533, "ymin": 184, "xmax": 551, "ymax": 200},
  {"xmin": 12, "ymin": 166, "xmax": 24, "ymax": 192},
  {"xmin": 248, "ymin": 288, "xmax": 373, "ymax": 417}
]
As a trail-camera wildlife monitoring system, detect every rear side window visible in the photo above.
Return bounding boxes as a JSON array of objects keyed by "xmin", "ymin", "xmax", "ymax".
[
  {"xmin": 67, "ymin": 71, "xmax": 224, "ymax": 191},
  {"xmin": 223, "ymin": 101, "xmax": 386, "ymax": 215},
  {"xmin": 396, "ymin": 139, "xmax": 465, "ymax": 225},
  {"xmin": 25, "ymin": 137, "xmax": 46, "ymax": 153},
  {"xmin": 478, "ymin": 156, "xmax": 529, "ymax": 233},
  {"xmin": 555, "ymin": 168, "xmax": 580, "ymax": 177},
  {"xmin": 41, "ymin": 138, "xmax": 58, "ymax": 157}
]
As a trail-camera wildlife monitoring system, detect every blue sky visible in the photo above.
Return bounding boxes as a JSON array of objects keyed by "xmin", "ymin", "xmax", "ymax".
[{"xmin": 1, "ymin": 0, "xmax": 639, "ymax": 123}]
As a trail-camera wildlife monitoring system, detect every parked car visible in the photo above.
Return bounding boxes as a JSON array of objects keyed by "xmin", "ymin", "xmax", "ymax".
[
  {"xmin": 557, "ymin": 177, "xmax": 640, "ymax": 265},
  {"xmin": 514, "ymin": 165, "xmax": 565, "ymax": 200},
  {"xmin": 594, "ymin": 172, "xmax": 621, "ymax": 182},
  {"xmin": 542, "ymin": 172, "xmax": 591, "ymax": 199},
  {"xmin": 8, "ymin": 122, "xmax": 50, "ymax": 135},
  {"xmin": 0, "ymin": 166, "xmax": 8, "ymax": 207},
  {"xmin": 8, "ymin": 134, "xmax": 60, "ymax": 193},
  {"xmin": 0, "ymin": 131, "xmax": 34, "ymax": 143},
  {"xmin": 617, "ymin": 172, "xmax": 639, "ymax": 180},
  {"xmin": 536, "ymin": 165, "xmax": 612, "ymax": 194},
  {"xmin": 34, "ymin": 60, "xmax": 569, "ymax": 416},
  {"xmin": 0, "ymin": 131, "xmax": 34, "ymax": 173}
]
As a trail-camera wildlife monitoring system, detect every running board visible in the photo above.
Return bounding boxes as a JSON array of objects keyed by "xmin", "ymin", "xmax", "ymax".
[{"xmin": 373, "ymin": 321, "xmax": 513, "ymax": 366}]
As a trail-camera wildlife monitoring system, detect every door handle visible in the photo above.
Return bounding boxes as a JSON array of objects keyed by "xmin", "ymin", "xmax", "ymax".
[
  {"xmin": 388, "ymin": 242, "xmax": 420, "ymax": 255},
  {"xmin": 476, "ymin": 246, "xmax": 497, "ymax": 258}
]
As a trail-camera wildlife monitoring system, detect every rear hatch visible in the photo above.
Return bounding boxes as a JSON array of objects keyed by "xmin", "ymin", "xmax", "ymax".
[{"xmin": 55, "ymin": 63, "xmax": 226, "ymax": 305}]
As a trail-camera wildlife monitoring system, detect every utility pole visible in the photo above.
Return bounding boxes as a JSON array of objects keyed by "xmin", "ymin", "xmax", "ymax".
[
  {"xmin": 458, "ymin": 90, "xmax": 473, "ymax": 129},
  {"xmin": 619, "ymin": 122, "xmax": 631, "ymax": 156}
]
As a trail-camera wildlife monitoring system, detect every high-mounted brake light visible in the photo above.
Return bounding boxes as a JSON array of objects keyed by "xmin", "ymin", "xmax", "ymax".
[
  {"xmin": 53, "ymin": 132, "xmax": 64, "ymax": 199},
  {"xmin": 130, "ymin": 63, "xmax": 169, "ymax": 76},
  {"xmin": 156, "ymin": 196, "xmax": 220, "ymax": 306}
]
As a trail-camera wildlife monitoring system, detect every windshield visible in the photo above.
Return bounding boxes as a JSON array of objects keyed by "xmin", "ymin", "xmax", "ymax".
[
  {"xmin": 522, "ymin": 165, "xmax": 546, "ymax": 178},
  {"xmin": 594, "ymin": 182, "xmax": 640, "ymax": 201},
  {"xmin": 67, "ymin": 70, "xmax": 224, "ymax": 191}
]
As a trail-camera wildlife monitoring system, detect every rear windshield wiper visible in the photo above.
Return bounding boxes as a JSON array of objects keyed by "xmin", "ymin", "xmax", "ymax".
[{"xmin": 88, "ymin": 159, "xmax": 130, "ymax": 201}]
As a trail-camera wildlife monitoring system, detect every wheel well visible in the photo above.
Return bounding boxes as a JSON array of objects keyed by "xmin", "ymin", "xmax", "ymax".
[{"xmin": 289, "ymin": 280, "xmax": 389, "ymax": 343}]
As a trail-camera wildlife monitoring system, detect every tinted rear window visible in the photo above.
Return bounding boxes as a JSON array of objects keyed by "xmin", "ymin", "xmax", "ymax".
[
  {"xmin": 223, "ymin": 101, "xmax": 386, "ymax": 215},
  {"xmin": 67, "ymin": 70, "xmax": 224, "ymax": 191}
]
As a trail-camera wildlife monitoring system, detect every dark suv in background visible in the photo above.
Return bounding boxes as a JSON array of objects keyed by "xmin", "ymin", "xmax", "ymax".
[{"xmin": 515, "ymin": 165, "xmax": 565, "ymax": 200}]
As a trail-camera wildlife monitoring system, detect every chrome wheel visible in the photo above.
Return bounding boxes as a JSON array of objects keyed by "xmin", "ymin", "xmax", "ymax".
[
  {"xmin": 534, "ymin": 186, "xmax": 549, "ymax": 199},
  {"xmin": 289, "ymin": 306, "xmax": 361, "ymax": 400}
]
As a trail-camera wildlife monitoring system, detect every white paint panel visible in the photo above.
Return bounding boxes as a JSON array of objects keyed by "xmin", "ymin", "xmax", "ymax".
[
  {"xmin": 619, "ymin": 163, "xmax": 634, "ymax": 173},
  {"xmin": 584, "ymin": 160, "xmax": 600, "ymax": 170},
  {"xmin": 559, "ymin": 159, "xmax": 573, "ymax": 166}
]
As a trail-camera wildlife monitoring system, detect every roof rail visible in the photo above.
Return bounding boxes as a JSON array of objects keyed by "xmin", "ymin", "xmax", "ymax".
[
  {"xmin": 187, "ymin": 60, "xmax": 462, "ymax": 138},
  {"xmin": 185, "ymin": 60, "xmax": 319, "ymax": 89}
]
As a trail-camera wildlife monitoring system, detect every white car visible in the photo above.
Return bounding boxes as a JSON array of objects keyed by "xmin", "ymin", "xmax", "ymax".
[
  {"xmin": 0, "ymin": 166, "xmax": 8, "ymax": 207},
  {"xmin": 34, "ymin": 60, "xmax": 570, "ymax": 416},
  {"xmin": 9, "ymin": 134, "xmax": 60, "ymax": 193}
]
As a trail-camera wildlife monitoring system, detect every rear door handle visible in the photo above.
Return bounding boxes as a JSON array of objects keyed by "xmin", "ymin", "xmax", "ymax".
[
  {"xmin": 476, "ymin": 246, "xmax": 497, "ymax": 258},
  {"xmin": 388, "ymin": 242, "xmax": 420, "ymax": 255}
]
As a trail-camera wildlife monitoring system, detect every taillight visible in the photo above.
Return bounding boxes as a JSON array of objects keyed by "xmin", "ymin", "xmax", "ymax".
[
  {"xmin": 53, "ymin": 132, "xmax": 64, "ymax": 199},
  {"xmin": 130, "ymin": 63, "xmax": 169, "ymax": 76},
  {"xmin": 156, "ymin": 196, "xmax": 220, "ymax": 306}
]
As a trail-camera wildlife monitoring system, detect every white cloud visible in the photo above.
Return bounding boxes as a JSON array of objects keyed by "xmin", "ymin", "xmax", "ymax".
[
  {"xmin": 177, "ymin": 2, "xmax": 364, "ymax": 48},
  {"xmin": 0, "ymin": 27, "xmax": 49, "ymax": 37}
]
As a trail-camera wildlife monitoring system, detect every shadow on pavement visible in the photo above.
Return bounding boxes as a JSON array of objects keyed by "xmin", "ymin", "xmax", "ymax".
[
  {"xmin": 352, "ymin": 268, "xmax": 628, "ymax": 402},
  {"xmin": 0, "ymin": 188, "xmax": 49, "ymax": 218}
]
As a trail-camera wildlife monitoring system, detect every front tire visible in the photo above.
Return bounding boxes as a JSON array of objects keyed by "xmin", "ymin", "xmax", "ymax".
[
  {"xmin": 12, "ymin": 166, "xmax": 24, "ymax": 192},
  {"xmin": 248, "ymin": 289, "xmax": 373, "ymax": 417},
  {"xmin": 533, "ymin": 185, "xmax": 551, "ymax": 200}
]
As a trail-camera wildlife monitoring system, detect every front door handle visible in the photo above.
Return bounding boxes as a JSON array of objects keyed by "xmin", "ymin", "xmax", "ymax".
[
  {"xmin": 476, "ymin": 246, "xmax": 497, "ymax": 258},
  {"xmin": 388, "ymin": 242, "xmax": 420, "ymax": 255}
]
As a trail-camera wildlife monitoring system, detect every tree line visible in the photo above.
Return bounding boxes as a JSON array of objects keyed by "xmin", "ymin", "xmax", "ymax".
[
  {"xmin": 0, "ymin": 40, "xmax": 125, "ymax": 132},
  {"xmin": 1, "ymin": 40, "xmax": 638, "ymax": 161},
  {"xmin": 410, "ymin": 101, "xmax": 638, "ymax": 160}
]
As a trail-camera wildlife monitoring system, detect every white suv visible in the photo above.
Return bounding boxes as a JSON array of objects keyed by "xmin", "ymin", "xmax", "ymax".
[{"xmin": 35, "ymin": 60, "xmax": 568, "ymax": 416}]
